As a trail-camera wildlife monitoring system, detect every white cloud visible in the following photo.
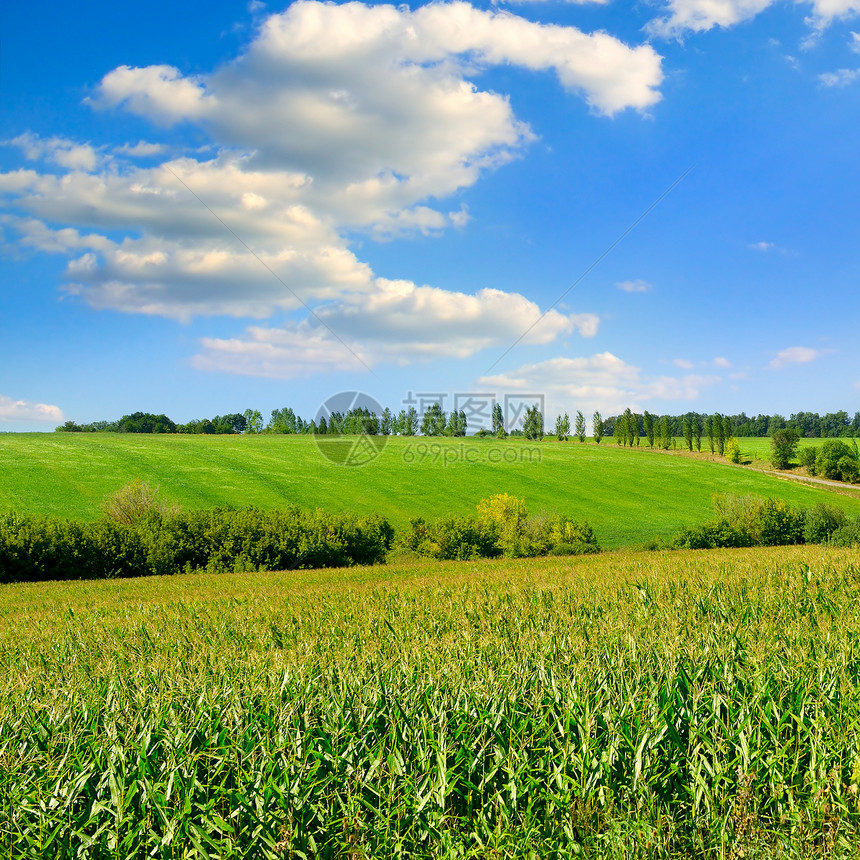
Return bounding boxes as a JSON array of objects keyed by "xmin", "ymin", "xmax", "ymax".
[
  {"xmin": 95, "ymin": 65, "xmax": 215, "ymax": 125},
  {"xmin": 673, "ymin": 358, "xmax": 694, "ymax": 369},
  {"xmin": 114, "ymin": 141, "xmax": 167, "ymax": 157},
  {"xmin": 713, "ymin": 356, "xmax": 732, "ymax": 368},
  {"xmin": 767, "ymin": 346, "xmax": 822, "ymax": 369},
  {"xmin": 852, "ymin": 30, "xmax": 860, "ymax": 50},
  {"xmin": 820, "ymin": 68, "xmax": 860, "ymax": 86},
  {"xmin": 477, "ymin": 353, "xmax": 719, "ymax": 415},
  {"xmin": 616, "ymin": 278, "xmax": 651, "ymax": 292},
  {"xmin": 749, "ymin": 240, "xmax": 774, "ymax": 251},
  {"xmin": 192, "ymin": 282, "xmax": 599, "ymax": 376},
  {"xmin": 0, "ymin": 394, "xmax": 63, "ymax": 423},
  {"xmin": 0, "ymin": 1, "xmax": 648, "ymax": 366},
  {"xmin": 6, "ymin": 133, "xmax": 99, "ymax": 172},
  {"xmin": 649, "ymin": 0, "xmax": 860, "ymax": 37}
]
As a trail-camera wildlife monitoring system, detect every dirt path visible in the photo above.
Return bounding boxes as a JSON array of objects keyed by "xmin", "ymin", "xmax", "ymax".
[{"xmin": 760, "ymin": 469, "xmax": 860, "ymax": 494}]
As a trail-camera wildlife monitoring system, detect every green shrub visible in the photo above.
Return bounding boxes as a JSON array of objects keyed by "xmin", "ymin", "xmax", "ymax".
[
  {"xmin": 798, "ymin": 446, "xmax": 818, "ymax": 475},
  {"xmin": 0, "ymin": 506, "xmax": 394, "ymax": 583},
  {"xmin": 725, "ymin": 438, "xmax": 742, "ymax": 464},
  {"xmin": 397, "ymin": 515, "xmax": 499, "ymax": 560},
  {"xmin": 838, "ymin": 455, "xmax": 860, "ymax": 484},
  {"xmin": 829, "ymin": 520, "xmax": 860, "ymax": 547},
  {"xmin": 817, "ymin": 440, "xmax": 858, "ymax": 481},
  {"xmin": 803, "ymin": 503, "xmax": 848, "ymax": 544},
  {"xmin": 756, "ymin": 498, "xmax": 803, "ymax": 546}
]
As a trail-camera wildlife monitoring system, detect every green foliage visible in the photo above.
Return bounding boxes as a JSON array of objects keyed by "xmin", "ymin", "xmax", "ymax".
[
  {"xmin": 803, "ymin": 503, "xmax": 848, "ymax": 544},
  {"xmin": 798, "ymin": 446, "xmax": 818, "ymax": 474},
  {"xmin": 555, "ymin": 411, "xmax": 570, "ymax": 441},
  {"xmin": 725, "ymin": 438, "xmax": 742, "ymax": 464},
  {"xmin": 592, "ymin": 410, "xmax": 603, "ymax": 445},
  {"xmin": 400, "ymin": 495, "xmax": 600, "ymax": 560},
  {"xmin": 828, "ymin": 520, "xmax": 860, "ymax": 546},
  {"xmin": 814, "ymin": 439, "xmax": 859, "ymax": 482},
  {"xmin": 770, "ymin": 427, "xmax": 800, "ymax": 470},
  {"xmin": 672, "ymin": 494, "xmax": 816, "ymax": 550},
  {"xmin": 100, "ymin": 478, "xmax": 176, "ymax": 525},
  {"xmin": 522, "ymin": 405, "xmax": 544, "ymax": 441},
  {"xmin": 575, "ymin": 410, "xmax": 586, "ymax": 443},
  {"xmin": 0, "ymin": 504, "xmax": 394, "ymax": 583}
]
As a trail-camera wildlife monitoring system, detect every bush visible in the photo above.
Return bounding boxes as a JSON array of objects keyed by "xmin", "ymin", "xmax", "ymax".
[
  {"xmin": 817, "ymin": 440, "xmax": 858, "ymax": 481},
  {"xmin": 725, "ymin": 438, "xmax": 742, "ymax": 464},
  {"xmin": 101, "ymin": 478, "xmax": 177, "ymax": 525},
  {"xmin": 838, "ymin": 455, "xmax": 860, "ymax": 484},
  {"xmin": 396, "ymin": 515, "xmax": 499, "ymax": 561},
  {"xmin": 671, "ymin": 494, "xmax": 802, "ymax": 550},
  {"xmin": 756, "ymin": 498, "xmax": 803, "ymax": 546},
  {"xmin": 829, "ymin": 520, "xmax": 860, "ymax": 547},
  {"xmin": 397, "ymin": 498, "xmax": 600, "ymax": 561},
  {"xmin": 802, "ymin": 503, "xmax": 847, "ymax": 544},
  {"xmin": 798, "ymin": 446, "xmax": 818, "ymax": 475},
  {"xmin": 0, "ymin": 506, "xmax": 394, "ymax": 583}
]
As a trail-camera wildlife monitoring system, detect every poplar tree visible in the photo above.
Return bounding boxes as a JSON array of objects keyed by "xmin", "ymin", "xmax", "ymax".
[
  {"xmin": 593, "ymin": 411, "xmax": 604, "ymax": 445},
  {"xmin": 683, "ymin": 416, "xmax": 693, "ymax": 451},
  {"xmin": 714, "ymin": 413, "xmax": 725, "ymax": 456},
  {"xmin": 643, "ymin": 411, "xmax": 655, "ymax": 448},
  {"xmin": 575, "ymin": 411, "xmax": 586, "ymax": 443}
]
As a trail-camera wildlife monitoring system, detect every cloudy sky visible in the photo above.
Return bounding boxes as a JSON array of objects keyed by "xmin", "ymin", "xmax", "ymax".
[{"xmin": 2, "ymin": 0, "xmax": 859, "ymax": 430}]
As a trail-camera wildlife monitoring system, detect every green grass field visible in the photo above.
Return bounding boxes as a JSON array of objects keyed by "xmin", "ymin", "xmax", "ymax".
[
  {"xmin": 5, "ymin": 546, "xmax": 860, "ymax": 857},
  {"xmin": 2, "ymin": 433, "xmax": 860, "ymax": 549}
]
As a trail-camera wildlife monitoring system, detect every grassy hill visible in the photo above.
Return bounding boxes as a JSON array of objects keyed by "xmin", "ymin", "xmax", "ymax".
[{"xmin": 2, "ymin": 433, "xmax": 859, "ymax": 549}]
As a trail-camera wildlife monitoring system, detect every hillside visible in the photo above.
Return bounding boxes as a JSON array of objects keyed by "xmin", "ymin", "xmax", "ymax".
[{"xmin": 2, "ymin": 433, "xmax": 859, "ymax": 549}]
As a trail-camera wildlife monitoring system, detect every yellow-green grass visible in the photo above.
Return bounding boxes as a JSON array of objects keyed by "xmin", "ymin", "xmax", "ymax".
[
  {"xmin": 2, "ymin": 433, "xmax": 860, "ymax": 550},
  {"xmin": 4, "ymin": 546, "xmax": 860, "ymax": 857}
]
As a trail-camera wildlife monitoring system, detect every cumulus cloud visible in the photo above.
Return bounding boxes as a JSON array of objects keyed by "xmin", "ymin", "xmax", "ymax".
[
  {"xmin": 477, "ymin": 353, "xmax": 719, "ymax": 415},
  {"xmin": 6, "ymin": 133, "xmax": 100, "ymax": 172},
  {"xmin": 616, "ymin": 278, "xmax": 651, "ymax": 292},
  {"xmin": 1, "ymin": 1, "xmax": 653, "ymax": 366},
  {"xmin": 0, "ymin": 394, "xmax": 63, "ymax": 423},
  {"xmin": 192, "ymin": 282, "xmax": 599, "ymax": 377},
  {"xmin": 649, "ymin": 0, "xmax": 860, "ymax": 37},
  {"xmin": 767, "ymin": 346, "xmax": 823, "ymax": 369}
]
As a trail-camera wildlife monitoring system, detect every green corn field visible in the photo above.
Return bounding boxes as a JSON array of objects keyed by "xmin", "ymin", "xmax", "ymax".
[{"xmin": 4, "ymin": 545, "xmax": 860, "ymax": 857}]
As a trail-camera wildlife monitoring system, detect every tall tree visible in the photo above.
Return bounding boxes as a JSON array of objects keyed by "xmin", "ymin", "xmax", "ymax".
[
  {"xmin": 693, "ymin": 416, "xmax": 703, "ymax": 452},
  {"xmin": 643, "ymin": 411, "xmax": 655, "ymax": 448},
  {"xmin": 660, "ymin": 416, "xmax": 671, "ymax": 450},
  {"xmin": 683, "ymin": 416, "xmax": 693, "ymax": 452},
  {"xmin": 575, "ymin": 411, "xmax": 586, "ymax": 443},
  {"xmin": 705, "ymin": 416, "xmax": 715, "ymax": 454},
  {"xmin": 593, "ymin": 411, "xmax": 604, "ymax": 445},
  {"xmin": 555, "ymin": 412, "xmax": 570, "ymax": 441},
  {"xmin": 714, "ymin": 413, "xmax": 725, "ymax": 456},
  {"xmin": 492, "ymin": 402, "xmax": 506, "ymax": 439},
  {"xmin": 524, "ymin": 406, "xmax": 544, "ymax": 441}
]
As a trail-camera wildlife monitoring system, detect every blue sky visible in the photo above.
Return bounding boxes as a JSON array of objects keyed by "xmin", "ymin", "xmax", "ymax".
[{"xmin": 2, "ymin": 0, "xmax": 859, "ymax": 431}]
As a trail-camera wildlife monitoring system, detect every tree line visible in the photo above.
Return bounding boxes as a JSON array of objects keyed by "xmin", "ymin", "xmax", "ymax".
[{"xmin": 57, "ymin": 406, "xmax": 860, "ymax": 441}]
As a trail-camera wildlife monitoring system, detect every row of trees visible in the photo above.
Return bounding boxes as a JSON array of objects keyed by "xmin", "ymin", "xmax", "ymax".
[
  {"xmin": 602, "ymin": 410, "xmax": 860, "ymax": 439},
  {"xmin": 57, "ymin": 406, "xmax": 860, "ymax": 442}
]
